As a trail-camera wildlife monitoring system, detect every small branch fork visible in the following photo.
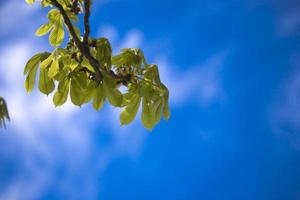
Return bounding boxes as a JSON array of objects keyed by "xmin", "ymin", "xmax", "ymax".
[{"xmin": 51, "ymin": 0, "xmax": 102, "ymax": 82}]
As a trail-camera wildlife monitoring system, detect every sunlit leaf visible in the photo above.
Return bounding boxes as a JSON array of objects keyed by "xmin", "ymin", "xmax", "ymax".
[
  {"xmin": 120, "ymin": 94, "xmax": 141, "ymax": 125},
  {"xmin": 25, "ymin": 0, "xmax": 35, "ymax": 5},
  {"xmin": 35, "ymin": 23, "xmax": 53, "ymax": 36},
  {"xmin": 92, "ymin": 84, "xmax": 105, "ymax": 111},
  {"xmin": 48, "ymin": 58, "xmax": 60, "ymax": 78},
  {"xmin": 141, "ymin": 96, "xmax": 156, "ymax": 130},
  {"xmin": 53, "ymin": 77, "xmax": 70, "ymax": 107},
  {"xmin": 103, "ymin": 76, "xmax": 123, "ymax": 107},
  {"xmin": 96, "ymin": 38, "xmax": 112, "ymax": 70},
  {"xmin": 70, "ymin": 73, "xmax": 87, "ymax": 106},
  {"xmin": 25, "ymin": 64, "xmax": 39, "ymax": 92},
  {"xmin": 24, "ymin": 53, "xmax": 43, "ymax": 75},
  {"xmin": 39, "ymin": 68, "xmax": 55, "ymax": 95},
  {"xmin": 49, "ymin": 13, "xmax": 65, "ymax": 46}
]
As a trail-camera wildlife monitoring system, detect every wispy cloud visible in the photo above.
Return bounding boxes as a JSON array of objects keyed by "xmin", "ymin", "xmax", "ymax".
[
  {"xmin": 276, "ymin": 6, "xmax": 300, "ymax": 37},
  {"xmin": 157, "ymin": 50, "xmax": 230, "ymax": 106},
  {"xmin": 0, "ymin": 1, "xmax": 229, "ymax": 198},
  {"xmin": 270, "ymin": 53, "xmax": 300, "ymax": 150}
]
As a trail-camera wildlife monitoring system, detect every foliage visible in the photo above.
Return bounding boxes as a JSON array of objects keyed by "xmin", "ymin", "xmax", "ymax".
[
  {"xmin": 0, "ymin": 97, "xmax": 10, "ymax": 128},
  {"xmin": 24, "ymin": 0, "xmax": 170, "ymax": 130}
]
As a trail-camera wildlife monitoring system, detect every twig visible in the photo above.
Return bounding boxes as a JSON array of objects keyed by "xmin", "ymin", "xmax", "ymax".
[
  {"xmin": 83, "ymin": 0, "xmax": 91, "ymax": 46},
  {"xmin": 50, "ymin": 0, "xmax": 102, "ymax": 82}
]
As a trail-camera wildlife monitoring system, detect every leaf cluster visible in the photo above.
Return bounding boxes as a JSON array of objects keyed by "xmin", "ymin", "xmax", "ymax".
[
  {"xmin": 0, "ymin": 97, "xmax": 10, "ymax": 128},
  {"xmin": 24, "ymin": 0, "xmax": 170, "ymax": 130}
]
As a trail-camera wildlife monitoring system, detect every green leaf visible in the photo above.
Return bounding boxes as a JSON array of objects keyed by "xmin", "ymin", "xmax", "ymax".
[
  {"xmin": 103, "ymin": 77, "xmax": 123, "ymax": 107},
  {"xmin": 154, "ymin": 99, "xmax": 163, "ymax": 123},
  {"xmin": 48, "ymin": 58, "xmax": 59, "ymax": 78},
  {"xmin": 25, "ymin": 0, "xmax": 35, "ymax": 5},
  {"xmin": 48, "ymin": 9, "xmax": 60, "ymax": 23},
  {"xmin": 0, "ymin": 97, "xmax": 10, "ymax": 128},
  {"xmin": 49, "ymin": 14, "xmax": 65, "ymax": 46},
  {"xmin": 112, "ymin": 48, "xmax": 146, "ymax": 69},
  {"xmin": 40, "ymin": 53, "xmax": 53, "ymax": 69},
  {"xmin": 38, "ymin": 68, "xmax": 55, "ymax": 95},
  {"xmin": 144, "ymin": 64, "xmax": 161, "ymax": 85},
  {"xmin": 141, "ymin": 96, "xmax": 156, "ymax": 130},
  {"xmin": 35, "ymin": 23, "xmax": 53, "ymax": 36},
  {"xmin": 70, "ymin": 74, "xmax": 87, "ymax": 106},
  {"xmin": 69, "ymin": 59, "xmax": 79, "ymax": 71},
  {"xmin": 53, "ymin": 77, "xmax": 70, "ymax": 107},
  {"xmin": 162, "ymin": 84, "xmax": 170, "ymax": 120},
  {"xmin": 25, "ymin": 64, "xmax": 39, "ymax": 92},
  {"xmin": 120, "ymin": 94, "xmax": 141, "ymax": 125},
  {"xmin": 92, "ymin": 84, "xmax": 105, "ymax": 111},
  {"xmin": 24, "ymin": 53, "xmax": 44, "ymax": 75},
  {"xmin": 96, "ymin": 38, "xmax": 112, "ymax": 70},
  {"xmin": 41, "ymin": 0, "xmax": 51, "ymax": 7}
]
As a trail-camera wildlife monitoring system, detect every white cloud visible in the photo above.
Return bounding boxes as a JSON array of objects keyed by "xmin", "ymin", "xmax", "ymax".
[
  {"xmin": 0, "ymin": 2, "xmax": 147, "ymax": 198},
  {"xmin": 158, "ymin": 50, "xmax": 230, "ymax": 106},
  {"xmin": 0, "ymin": 1, "xmax": 229, "ymax": 197},
  {"xmin": 0, "ymin": 0, "xmax": 41, "ymax": 37},
  {"xmin": 98, "ymin": 24, "xmax": 229, "ymax": 107}
]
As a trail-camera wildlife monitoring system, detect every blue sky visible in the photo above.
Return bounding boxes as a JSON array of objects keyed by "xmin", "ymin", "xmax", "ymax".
[{"xmin": 0, "ymin": 0, "xmax": 300, "ymax": 199}]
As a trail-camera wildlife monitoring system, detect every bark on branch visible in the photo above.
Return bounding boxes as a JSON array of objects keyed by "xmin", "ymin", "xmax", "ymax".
[{"xmin": 50, "ymin": 0, "xmax": 102, "ymax": 82}]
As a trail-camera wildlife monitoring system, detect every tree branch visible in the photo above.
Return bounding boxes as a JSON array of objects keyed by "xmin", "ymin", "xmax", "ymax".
[
  {"xmin": 83, "ymin": 0, "xmax": 91, "ymax": 46},
  {"xmin": 50, "ymin": 0, "xmax": 102, "ymax": 82}
]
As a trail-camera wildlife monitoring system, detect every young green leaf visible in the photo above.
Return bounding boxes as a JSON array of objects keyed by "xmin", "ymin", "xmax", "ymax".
[
  {"xmin": 25, "ymin": 0, "xmax": 35, "ymax": 5},
  {"xmin": 162, "ymin": 84, "xmax": 170, "ymax": 120},
  {"xmin": 103, "ymin": 78, "xmax": 123, "ymax": 107},
  {"xmin": 35, "ymin": 23, "xmax": 53, "ymax": 36},
  {"xmin": 96, "ymin": 38, "xmax": 112, "ymax": 70},
  {"xmin": 0, "ymin": 97, "xmax": 10, "ymax": 128},
  {"xmin": 92, "ymin": 84, "xmax": 105, "ymax": 111},
  {"xmin": 53, "ymin": 77, "xmax": 70, "ymax": 107},
  {"xmin": 120, "ymin": 95, "xmax": 141, "ymax": 125},
  {"xmin": 40, "ymin": 53, "xmax": 53, "ymax": 69},
  {"xmin": 49, "ymin": 14, "xmax": 65, "ymax": 46},
  {"xmin": 25, "ymin": 64, "xmax": 39, "ymax": 92},
  {"xmin": 141, "ymin": 96, "xmax": 156, "ymax": 130},
  {"xmin": 39, "ymin": 68, "xmax": 55, "ymax": 95},
  {"xmin": 70, "ymin": 74, "xmax": 87, "ymax": 106},
  {"xmin": 48, "ymin": 58, "xmax": 60, "ymax": 78},
  {"xmin": 24, "ymin": 53, "xmax": 43, "ymax": 75}
]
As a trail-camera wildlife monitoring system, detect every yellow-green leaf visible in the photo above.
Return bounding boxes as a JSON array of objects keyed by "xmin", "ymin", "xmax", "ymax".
[
  {"xmin": 92, "ymin": 84, "xmax": 105, "ymax": 111},
  {"xmin": 96, "ymin": 38, "xmax": 112, "ymax": 70},
  {"xmin": 120, "ymin": 95, "xmax": 141, "ymax": 125},
  {"xmin": 38, "ymin": 68, "xmax": 55, "ymax": 95},
  {"xmin": 24, "ymin": 53, "xmax": 44, "ymax": 75},
  {"xmin": 48, "ymin": 58, "xmax": 59, "ymax": 78},
  {"xmin": 162, "ymin": 85, "xmax": 170, "ymax": 120},
  {"xmin": 53, "ymin": 78, "xmax": 70, "ymax": 107},
  {"xmin": 141, "ymin": 97, "xmax": 156, "ymax": 130},
  {"xmin": 40, "ymin": 53, "xmax": 53, "ymax": 69},
  {"xmin": 25, "ymin": 64, "xmax": 39, "ymax": 92},
  {"xmin": 103, "ymin": 78, "xmax": 123, "ymax": 107},
  {"xmin": 49, "ymin": 16, "xmax": 65, "ymax": 46},
  {"xmin": 35, "ymin": 23, "xmax": 53, "ymax": 36},
  {"xmin": 70, "ymin": 75, "xmax": 86, "ymax": 106},
  {"xmin": 25, "ymin": 0, "xmax": 35, "ymax": 5}
]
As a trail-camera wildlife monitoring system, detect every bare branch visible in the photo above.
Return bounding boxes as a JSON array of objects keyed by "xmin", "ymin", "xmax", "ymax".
[
  {"xmin": 83, "ymin": 0, "xmax": 91, "ymax": 46},
  {"xmin": 50, "ymin": 0, "xmax": 103, "ymax": 82}
]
